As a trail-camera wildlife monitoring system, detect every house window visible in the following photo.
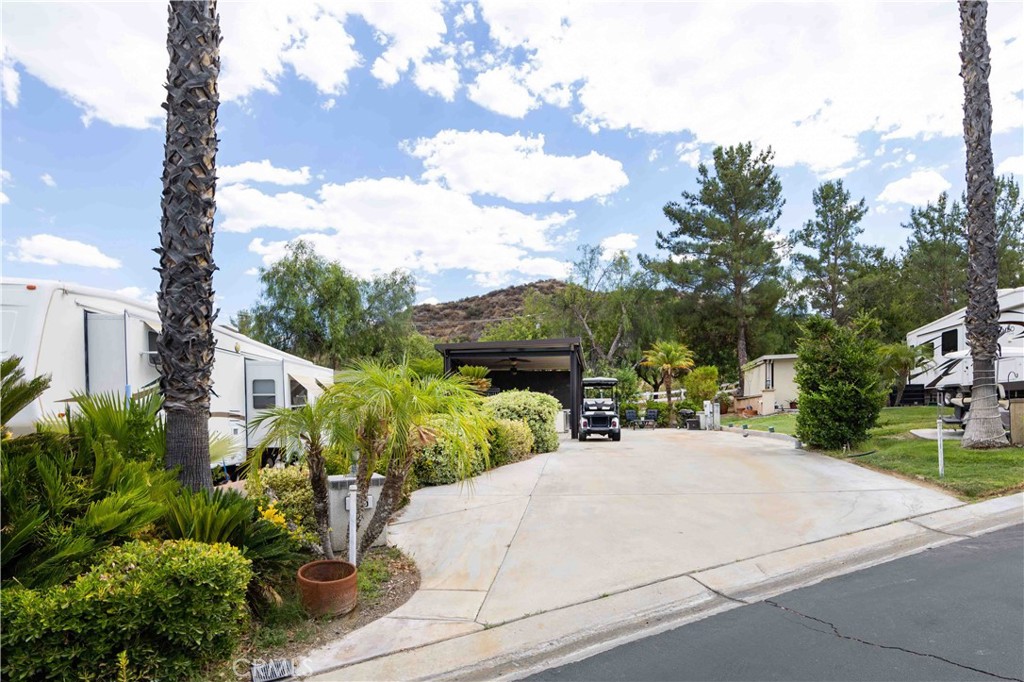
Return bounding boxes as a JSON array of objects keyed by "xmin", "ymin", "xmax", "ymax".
[
  {"xmin": 765, "ymin": 360, "xmax": 775, "ymax": 390},
  {"xmin": 252, "ymin": 379, "xmax": 276, "ymax": 409},
  {"xmin": 941, "ymin": 330, "xmax": 958, "ymax": 355}
]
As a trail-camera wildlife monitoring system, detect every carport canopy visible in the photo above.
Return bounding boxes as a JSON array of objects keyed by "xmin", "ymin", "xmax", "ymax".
[{"xmin": 435, "ymin": 337, "xmax": 585, "ymax": 438}]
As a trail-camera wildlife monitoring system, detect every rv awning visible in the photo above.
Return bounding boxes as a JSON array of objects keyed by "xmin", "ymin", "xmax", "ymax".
[
  {"xmin": 289, "ymin": 374, "xmax": 321, "ymax": 394},
  {"xmin": 142, "ymin": 320, "xmax": 161, "ymax": 333}
]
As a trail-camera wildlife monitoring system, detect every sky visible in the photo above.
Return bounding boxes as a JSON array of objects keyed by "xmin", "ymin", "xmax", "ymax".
[{"xmin": 1, "ymin": 1, "xmax": 1022, "ymax": 318}]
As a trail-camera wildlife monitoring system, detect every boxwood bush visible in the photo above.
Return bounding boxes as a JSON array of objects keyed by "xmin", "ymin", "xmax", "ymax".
[
  {"xmin": 489, "ymin": 418, "xmax": 535, "ymax": 467},
  {"xmin": 413, "ymin": 435, "xmax": 489, "ymax": 486},
  {"xmin": 485, "ymin": 390, "xmax": 561, "ymax": 453},
  {"xmin": 1, "ymin": 540, "xmax": 251, "ymax": 681}
]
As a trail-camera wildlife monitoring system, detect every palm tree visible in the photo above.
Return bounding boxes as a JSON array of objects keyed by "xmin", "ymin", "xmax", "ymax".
[
  {"xmin": 156, "ymin": 0, "xmax": 223, "ymax": 489},
  {"xmin": 249, "ymin": 397, "xmax": 349, "ymax": 559},
  {"xmin": 959, "ymin": 0, "xmax": 1008, "ymax": 448},
  {"xmin": 879, "ymin": 344, "xmax": 931, "ymax": 407},
  {"xmin": 0, "ymin": 356, "xmax": 51, "ymax": 429},
  {"xmin": 332, "ymin": 360, "xmax": 492, "ymax": 560},
  {"xmin": 641, "ymin": 341, "xmax": 695, "ymax": 427}
]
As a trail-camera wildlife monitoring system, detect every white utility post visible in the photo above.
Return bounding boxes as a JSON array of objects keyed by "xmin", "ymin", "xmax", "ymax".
[
  {"xmin": 348, "ymin": 484, "xmax": 358, "ymax": 564},
  {"xmin": 936, "ymin": 419, "xmax": 945, "ymax": 478}
]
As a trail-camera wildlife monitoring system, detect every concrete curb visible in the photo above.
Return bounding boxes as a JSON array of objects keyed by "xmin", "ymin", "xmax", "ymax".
[{"xmin": 302, "ymin": 493, "xmax": 1022, "ymax": 681}]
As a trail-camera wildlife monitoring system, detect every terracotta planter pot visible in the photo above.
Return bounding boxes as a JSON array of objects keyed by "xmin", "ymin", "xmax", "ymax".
[{"xmin": 297, "ymin": 559, "xmax": 358, "ymax": 617}]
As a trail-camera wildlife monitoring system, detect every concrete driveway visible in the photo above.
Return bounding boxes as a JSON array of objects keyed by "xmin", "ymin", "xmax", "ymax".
[
  {"xmin": 304, "ymin": 428, "xmax": 965, "ymax": 676},
  {"xmin": 393, "ymin": 428, "xmax": 959, "ymax": 624}
]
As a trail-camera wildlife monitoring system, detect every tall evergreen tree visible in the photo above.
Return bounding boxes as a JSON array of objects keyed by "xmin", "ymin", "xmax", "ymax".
[
  {"xmin": 157, "ymin": 0, "xmax": 222, "ymax": 491},
  {"xmin": 993, "ymin": 175, "xmax": 1024, "ymax": 288},
  {"xmin": 959, "ymin": 0, "xmax": 1007, "ymax": 448},
  {"xmin": 900, "ymin": 192, "xmax": 967, "ymax": 321},
  {"xmin": 647, "ymin": 142, "xmax": 785, "ymax": 396},
  {"xmin": 790, "ymin": 180, "xmax": 869, "ymax": 323}
]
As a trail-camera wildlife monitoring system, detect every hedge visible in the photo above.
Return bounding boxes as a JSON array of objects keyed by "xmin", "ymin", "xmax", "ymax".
[
  {"xmin": 485, "ymin": 390, "xmax": 561, "ymax": 453},
  {"xmin": 489, "ymin": 418, "xmax": 535, "ymax": 467},
  {"xmin": 1, "ymin": 540, "xmax": 251, "ymax": 681},
  {"xmin": 413, "ymin": 418, "xmax": 535, "ymax": 486}
]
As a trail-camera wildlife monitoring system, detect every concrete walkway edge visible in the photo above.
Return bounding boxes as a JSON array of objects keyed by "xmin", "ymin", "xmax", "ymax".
[{"xmin": 302, "ymin": 492, "xmax": 1022, "ymax": 681}]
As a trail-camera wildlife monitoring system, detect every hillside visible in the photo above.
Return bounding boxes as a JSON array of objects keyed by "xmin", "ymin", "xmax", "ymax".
[{"xmin": 412, "ymin": 279, "xmax": 565, "ymax": 341}]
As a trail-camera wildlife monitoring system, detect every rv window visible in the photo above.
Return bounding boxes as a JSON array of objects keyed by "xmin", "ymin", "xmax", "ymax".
[
  {"xmin": 252, "ymin": 379, "xmax": 276, "ymax": 409},
  {"xmin": 941, "ymin": 330, "xmax": 958, "ymax": 355},
  {"xmin": 290, "ymin": 378, "xmax": 308, "ymax": 407}
]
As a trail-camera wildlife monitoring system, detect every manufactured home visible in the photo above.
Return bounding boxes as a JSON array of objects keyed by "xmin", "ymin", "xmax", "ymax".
[
  {"xmin": 0, "ymin": 279, "xmax": 335, "ymax": 465},
  {"xmin": 906, "ymin": 287, "xmax": 1024, "ymax": 403},
  {"xmin": 735, "ymin": 354, "xmax": 799, "ymax": 415}
]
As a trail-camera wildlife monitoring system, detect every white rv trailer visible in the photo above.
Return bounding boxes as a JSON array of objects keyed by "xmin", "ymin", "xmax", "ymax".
[
  {"xmin": 906, "ymin": 287, "xmax": 1024, "ymax": 403},
  {"xmin": 0, "ymin": 279, "xmax": 335, "ymax": 464}
]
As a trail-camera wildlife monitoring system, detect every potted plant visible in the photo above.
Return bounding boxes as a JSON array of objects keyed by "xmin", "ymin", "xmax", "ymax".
[{"xmin": 250, "ymin": 396, "xmax": 358, "ymax": 617}]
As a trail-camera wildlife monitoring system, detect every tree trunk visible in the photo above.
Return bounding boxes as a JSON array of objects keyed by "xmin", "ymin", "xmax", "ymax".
[
  {"xmin": 158, "ymin": 0, "xmax": 221, "ymax": 489},
  {"xmin": 307, "ymin": 446, "xmax": 334, "ymax": 559},
  {"xmin": 893, "ymin": 377, "xmax": 907, "ymax": 408},
  {"xmin": 736, "ymin": 318, "xmax": 749, "ymax": 397},
  {"xmin": 165, "ymin": 407, "xmax": 212, "ymax": 490},
  {"xmin": 358, "ymin": 456, "xmax": 410, "ymax": 561},
  {"xmin": 959, "ymin": 0, "xmax": 1008, "ymax": 448},
  {"xmin": 665, "ymin": 370, "xmax": 676, "ymax": 428}
]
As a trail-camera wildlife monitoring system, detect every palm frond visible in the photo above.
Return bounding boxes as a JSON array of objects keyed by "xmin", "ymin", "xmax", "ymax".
[{"xmin": 1, "ymin": 356, "xmax": 51, "ymax": 428}]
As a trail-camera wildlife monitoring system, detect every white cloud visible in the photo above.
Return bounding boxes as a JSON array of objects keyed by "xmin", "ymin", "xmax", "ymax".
[
  {"xmin": 473, "ymin": 1, "xmax": 1023, "ymax": 173},
  {"xmin": 419, "ymin": 296, "xmax": 441, "ymax": 305},
  {"xmin": 1, "ymin": 169, "xmax": 10, "ymax": 182},
  {"xmin": 647, "ymin": 149, "xmax": 660, "ymax": 163},
  {"xmin": 905, "ymin": 152, "xmax": 917, "ymax": 163},
  {"xmin": 996, "ymin": 155, "xmax": 1024, "ymax": 177},
  {"xmin": 40, "ymin": 173, "xmax": 56, "ymax": 187},
  {"xmin": 412, "ymin": 58, "xmax": 461, "ymax": 101},
  {"xmin": 11, "ymin": 234, "xmax": 121, "ymax": 268},
  {"xmin": 321, "ymin": 98, "xmax": 336, "ymax": 111},
  {"xmin": 232, "ymin": 176, "xmax": 574, "ymax": 284},
  {"xmin": 599, "ymin": 232, "xmax": 638, "ymax": 259},
  {"xmin": 455, "ymin": 4, "xmax": 476, "ymax": 28},
  {"xmin": 0, "ymin": 192, "xmax": 8, "ymax": 205},
  {"xmin": 2, "ymin": 49, "xmax": 19, "ymax": 106},
  {"xmin": 876, "ymin": 169, "xmax": 952, "ymax": 205},
  {"xmin": 675, "ymin": 141, "xmax": 700, "ymax": 168},
  {"xmin": 1, "ymin": 2, "xmax": 457, "ymax": 128},
  {"xmin": 115, "ymin": 286, "xmax": 159, "ymax": 306},
  {"xmin": 406, "ymin": 129, "xmax": 628, "ymax": 203},
  {"xmin": 244, "ymin": 267, "xmax": 260, "ymax": 276},
  {"xmin": 467, "ymin": 64, "xmax": 537, "ymax": 118},
  {"xmin": 219, "ymin": 160, "xmax": 311, "ymax": 186}
]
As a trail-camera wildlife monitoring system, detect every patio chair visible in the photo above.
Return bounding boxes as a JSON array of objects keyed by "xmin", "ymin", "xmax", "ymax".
[
  {"xmin": 642, "ymin": 408, "xmax": 659, "ymax": 429},
  {"xmin": 624, "ymin": 409, "xmax": 641, "ymax": 429}
]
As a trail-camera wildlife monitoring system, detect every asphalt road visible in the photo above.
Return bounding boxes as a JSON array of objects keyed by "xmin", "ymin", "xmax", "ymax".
[{"xmin": 529, "ymin": 525, "xmax": 1024, "ymax": 682}]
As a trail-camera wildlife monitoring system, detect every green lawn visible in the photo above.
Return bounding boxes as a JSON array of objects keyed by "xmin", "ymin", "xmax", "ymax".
[{"xmin": 723, "ymin": 406, "xmax": 1024, "ymax": 500}]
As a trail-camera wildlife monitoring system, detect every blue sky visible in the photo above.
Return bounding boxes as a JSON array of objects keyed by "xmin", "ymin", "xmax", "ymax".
[{"xmin": 2, "ymin": 1, "xmax": 1022, "ymax": 318}]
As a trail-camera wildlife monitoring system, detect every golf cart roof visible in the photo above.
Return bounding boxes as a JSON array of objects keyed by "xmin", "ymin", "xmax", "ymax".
[{"xmin": 583, "ymin": 377, "xmax": 619, "ymax": 388}]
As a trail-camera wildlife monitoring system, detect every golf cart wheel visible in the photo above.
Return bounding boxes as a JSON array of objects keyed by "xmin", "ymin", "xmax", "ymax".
[
  {"xmin": 611, "ymin": 432, "xmax": 621, "ymax": 442},
  {"xmin": 578, "ymin": 433, "xmax": 587, "ymax": 442}
]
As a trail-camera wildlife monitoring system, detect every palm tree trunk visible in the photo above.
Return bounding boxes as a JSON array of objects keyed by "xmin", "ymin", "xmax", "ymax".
[
  {"xmin": 307, "ymin": 446, "xmax": 334, "ymax": 559},
  {"xmin": 665, "ymin": 371, "xmax": 676, "ymax": 428},
  {"xmin": 358, "ymin": 456, "xmax": 409, "ymax": 561},
  {"xmin": 158, "ymin": 0, "xmax": 222, "ymax": 489},
  {"xmin": 959, "ymin": 0, "xmax": 1008, "ymax": 448}
]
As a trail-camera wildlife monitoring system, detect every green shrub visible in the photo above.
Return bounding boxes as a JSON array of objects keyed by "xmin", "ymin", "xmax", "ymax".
[
  {"xmin": 684, "ymin": 366, "xmax": 719, "ymax": 408},
  {"xmin": 1, "ymin": 540, "xmax": 251, "ymax": 681},
  {"xmin": 160, "ymin": 488, "xmax": 305, "ymax": 580},
  {"xmin": 642, "ymin": 401, "xmax": 672, "ymax": 427},
  {"xmin": 1, "ymin": 432, "xmax": 178, "ymax": 589},
  {"xmin": 324, "ymin": 446, "xmax": 351, "ymax": 475},
  {"xmin": 489, "ymin": 419, "xmax": 535, "ymax": 467},
  {"xmin": 485, "ymin": 390, "xmax": 561, "ymax": 453},
  {"xmin": 246, "ymin": 465, "xmax": 316, "ymax": 536},
  {"xmin": 413, "ymin": 435, "xmax": 488, "ymax": 486},
  {"xmin": 795, "ymin": 316, "xmax": 889, "ymax": 449}
]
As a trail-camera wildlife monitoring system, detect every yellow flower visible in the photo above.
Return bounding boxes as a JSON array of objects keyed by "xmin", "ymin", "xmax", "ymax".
[{"xmin": 259, "ymin": 502, "xmax": 288, "ymax": 528}]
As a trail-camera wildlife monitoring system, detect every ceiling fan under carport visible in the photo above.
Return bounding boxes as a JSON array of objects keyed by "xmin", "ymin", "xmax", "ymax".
[{"xmin": 490, "ymin": 356, "xmax": 532, "ymax": 374}]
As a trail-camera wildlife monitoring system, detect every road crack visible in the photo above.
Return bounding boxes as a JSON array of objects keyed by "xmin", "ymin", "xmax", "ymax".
[{"xmin": 763, "ymin": 600, "xmax": 1022, "ymax": 681}]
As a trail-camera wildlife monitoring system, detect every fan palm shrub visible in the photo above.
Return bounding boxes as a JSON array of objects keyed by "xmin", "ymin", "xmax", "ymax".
[
  {"xmin": 641, "ymin": 341, "xmax": 696, "ymax": 427},
  {"xmin": 38, "ymin": 391, "xmax": 165, "ymax": 463},
  {"xmin": 0, "ymin": 356, "xmax": 51, "ymax": 429},
  {"xmin": 332, "ymin": 360, "xmax": 492, "ymax": 560},
  {"xmin": 1, "ymin": 432, "xmax": 178, "ymax": 588},
  {"xmin": 878, "ymin": 343, "xmax": 932, "ymax": 406},
  {"xmin": 248, "ymin": 396, "xmax": 350, "ymax": 559}
]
